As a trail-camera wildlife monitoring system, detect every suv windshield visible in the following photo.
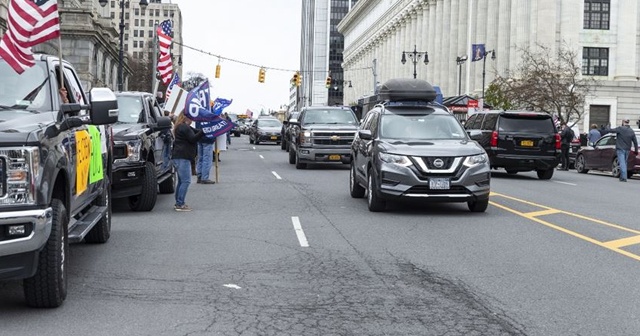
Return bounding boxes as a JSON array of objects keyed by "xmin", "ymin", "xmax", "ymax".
[
  {"xmin": 0, "ymin": 61, "xmax": 52, "ymax": 111},
  {"xmin": 381, "ymin": 113, "xmax": 467, "ymax": 140},
  {"xmin": 498, "ymin": 115, "xmax": 555, "ymax": 133},
  {"xmin": 303, "ymin": 109, "xmax": 357, "ymax": 125},
  {"xmin": 258, "ymin": 119, "xmax": 282, "ymax": 127},
  {"xmin": 116, "ymin": 95, "xmax": 145, "ymax": 123}
]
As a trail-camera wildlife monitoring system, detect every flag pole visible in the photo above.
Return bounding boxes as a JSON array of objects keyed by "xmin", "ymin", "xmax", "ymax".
[
  {"xmin": 57, "ymin": 35, "xmax": 64, "ymax": 92},
  {"xmin": 214, "ymin": 140, "xmax": 219, "ymax": 183}
]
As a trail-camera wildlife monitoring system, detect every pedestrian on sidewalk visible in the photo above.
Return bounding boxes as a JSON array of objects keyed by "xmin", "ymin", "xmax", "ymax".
[
  {"xmin": 195, "ymin": 121, "xmax": 216, "ymax": 184},
  {"xmin": 603, "ymin": 119, "xmax": 639, "ymax": 182},
  {"xmin": 588, "ymin": 123, "xmax": 601, "ymax": 146},
  {"xmin": 559, "ymin": 123, "xmax": 574, "ymax": 170},
  {"xmin": 171, "ymin": 113, "xmax": 205, "ymax": 211}
]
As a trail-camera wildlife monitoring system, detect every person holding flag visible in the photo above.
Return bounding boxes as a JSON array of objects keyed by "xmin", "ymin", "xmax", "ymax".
[{"xmin": 171, "ymin": 113, "xmax": 204, "ymax": 212}]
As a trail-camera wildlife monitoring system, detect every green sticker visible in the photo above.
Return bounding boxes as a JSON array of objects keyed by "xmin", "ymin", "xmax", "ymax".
[{"xmin": 88, "ymin": 125, "xmax": 104, "ymax": 184}]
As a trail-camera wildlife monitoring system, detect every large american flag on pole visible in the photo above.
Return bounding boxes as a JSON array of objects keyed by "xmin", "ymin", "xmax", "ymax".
[
  {"xmin": 0, "ymin": 0, "xmax": 60, "ymax": 74},
  {"xmin": 156, "ymin": 19, "xmax": 173, "ymax": 85}
]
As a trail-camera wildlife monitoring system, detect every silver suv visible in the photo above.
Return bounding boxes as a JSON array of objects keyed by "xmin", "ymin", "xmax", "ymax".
[{"xmin": 349, "ymin": 78, "xmax": 491, "ymax": 212}]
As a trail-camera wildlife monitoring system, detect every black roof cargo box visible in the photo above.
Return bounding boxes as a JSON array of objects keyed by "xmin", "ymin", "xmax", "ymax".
[{"xmin": 377, "ymin": 78, "xmax": 437, "ymax": 102}]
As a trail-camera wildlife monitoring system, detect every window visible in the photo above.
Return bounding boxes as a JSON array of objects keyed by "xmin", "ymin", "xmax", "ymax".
[
  {"xmin": 110, "ymin": 12, "xmax": 114, "ymax": 19},
  {"xmin": 111, "ymin": 1, "xmax": 115, "ymax": 8},
  {"xmin": 155, "ymin": 9, "xmax": 160, "ymax": 16},
  {"xmin": 134, "ymin": 19, "xmax": 139, "ymax": 26},
  {"xmin": 134, "ymin": 8, "xmax": 139, "ymax": 15},
  {"xmin": 148, "ymin": 30, "xmax": 153, "ymax": 37},
  {"xmin": 582, "ymin": 47, "xmax": 609, "ymax": 76},
  {"xmin": 469, "ymin": 114, "xmax": 484, "ymax": 129},
  {"xmin": 133, "ymin": 41, "xmax": 138, "ymax": 48},
  {"xmin": 139, "ymin": 41, "xmax": 144, "ymax": 48},
  {"xmin": 133, "ymin": 30, "xmax": 138, "ymax": 37},
  {"xmin": 149, "ymin": 19, "xmax": 153, "ymax": 26},
  {"xmin": 584, "ymin": 0, "xmax": 610, "ymax": 30},
  {"xmin": 481, "ymin": 113, "xmax": 499, "ymax": 130},
  {"xmin": 140, "ymin": 30, "xmax": 144, "ymax": 37}
]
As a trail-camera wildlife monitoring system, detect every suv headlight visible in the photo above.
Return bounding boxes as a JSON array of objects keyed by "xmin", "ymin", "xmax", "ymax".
[
  {"xmin": 115, "ymin": 140, "xmax": 142, "ymax": 162},
  {"xmin": 0, "ymin": 147, "xmax": 40, "ymax": 205},
  {"xmin": 463, "ymin": 154, "xmax": 488, "ymax": 167},
  {"xmin": 379, "ymin": 152, "xmax": 412, "ymax": 167}
]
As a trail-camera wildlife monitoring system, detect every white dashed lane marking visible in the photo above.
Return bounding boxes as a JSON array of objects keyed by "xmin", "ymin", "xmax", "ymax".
[
  {"xmin": 291, "ymin": 216, "xmax": 309, "ymax": 247},
  {"xmin": 272, "ymin": 171, "xmax": 282, "ymax": 180}
]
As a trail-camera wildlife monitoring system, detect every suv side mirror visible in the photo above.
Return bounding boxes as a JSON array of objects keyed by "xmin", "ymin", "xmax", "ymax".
[
  {"xmin": 89, "ymin": 87, "xmax": 118, "ymax": 125},
  {"xmin": 358, "ymin": 129, "xmax": 372, "ymax": 140}
]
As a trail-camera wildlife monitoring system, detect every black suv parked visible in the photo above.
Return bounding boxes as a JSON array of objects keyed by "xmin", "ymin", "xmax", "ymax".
[
  {"xmin": 112, "ymin": 92, "xmax": 175, "ymax": 211},
  {"xmin": 465, "ymin": 111, "xmax": 560, "ymax": 179},
  {"xmin": 350, "ymin": 78, "xmax": 491, "ymax": 212}
]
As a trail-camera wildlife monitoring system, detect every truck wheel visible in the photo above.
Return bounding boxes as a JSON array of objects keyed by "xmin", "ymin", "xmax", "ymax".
[
  {"xmin": 128, "ymin": 162, "xmax": 158, "ymax": 211},
  {"xmin": 367, "ymin": 168, "xmax": 386, "ymax": 212},
  {"xmin": 159, "ymin": 170, "xmax": 175, "ymax": 194},
  {"xmin": 295, "ymin": 152, "xmax": 307, "ymax": 169},
  {"xmin": 85, "ymin": 183, "xmax": 111, "ymax": 244},
  {"xmin": 468, "ymin": 198, "xmax": 489, "ymax": 212},
  {"xmin": 349, "ymin": 162, "xmax": 365, "ymax": 198},
  {"xmin": 536, "ymin": 168, "xmax": 554, "ymax": 180},
  {"xmin": 249, "ymin": 136, "xmax": 254, "ymax": 144},
  {"xmin": 23, "ymin": 198, "xmax": 68, "ymax": 308},
  {"xmin": 288, "ymin": 148, "xmax": 295, "ymax": 164},
  {"xmin": 280, "ymin": 138, "xmax": 286, "ymax": 150}
]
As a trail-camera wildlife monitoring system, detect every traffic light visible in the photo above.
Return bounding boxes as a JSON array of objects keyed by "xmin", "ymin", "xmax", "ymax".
[
  {"xmin": 294, "ymin": 71, "xmax": 301, "ymax": 87},
  {"xmin": 258, "ymin": 68, "xmax": 266, "ymax": 83},
  {"xmin": 325, "ymin": 76, "xmax": 332, "ymax": 88},
  {"xmin": 215, "ymin": 64, "xmax": 221, "ymax": 78}
]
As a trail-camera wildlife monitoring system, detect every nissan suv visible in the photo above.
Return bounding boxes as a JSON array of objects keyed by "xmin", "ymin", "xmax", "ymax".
[
  {"xmin": 465, "ymin": 111, "xmax": 560, "ymax": 179},
  {"xmin": 350, "ymin": 78, "xmax": 491, "ymax": 212},
  {"xmin": 288, "ymin": 106, "xmax": 359, "ymax": 169}
]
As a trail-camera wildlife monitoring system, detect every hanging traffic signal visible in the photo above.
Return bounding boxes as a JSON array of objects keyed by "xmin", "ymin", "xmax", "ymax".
[
  {"xmin": 292, "ymin": 72, "xmax": 299, "ymax": 86},
  {"xmin": 325, "ymin": 76, "xmax": 332, "ymax": 88},
  {"xmin": 295, "ymin": 71, "xmax": 301, "ymax": 87},
  {"xmin": 215, "ymin": 64, "xmax": 221, "ymax": 78},
  {"xmin": 258, "ymin": 68, "xmax": 266, "ymax": 83}
]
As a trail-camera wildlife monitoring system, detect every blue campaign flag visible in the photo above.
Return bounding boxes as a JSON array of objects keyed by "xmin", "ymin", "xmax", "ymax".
[
  {"xmin": 212, "ymin": 97, "xmax": 233, "ymax": 115},
  {"xmin": 199, "ymin": 115, "xmax": 235, "ymax": 139},
  {"xmin": 184, "ymin": 80, "xmax": 216, "ymax": 121},
  {"xmin": 471, "ymin": 44, "xmax": 486, "ymax": 62}
]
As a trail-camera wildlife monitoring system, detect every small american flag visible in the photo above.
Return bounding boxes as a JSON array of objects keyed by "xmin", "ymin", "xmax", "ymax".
[
  {"xmin": 0, "ymin": 0, "xmax": 60, "ymax": 74},
  {"xmin": 164, "ymin": 71, "xmax": 181, "ymax": 101},
  {"xmin": 156, "ymin": 19, "xmax": 173, "ymax": 85}
]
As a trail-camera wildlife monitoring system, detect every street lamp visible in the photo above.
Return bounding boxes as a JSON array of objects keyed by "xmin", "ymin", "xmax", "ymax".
[
  {"xmin": 99, "ymin": 0, "xmax": 149, "ymax": 92},
  {"xmin": 481, "ymin": 49, "xmax": 496, "ymax": 99},
  {"xmin": 401, "ymin": 45, "xmax": 429, "ymax": 79},
  {"xmin": 455, "ymin": 55, "xmax": 468, "ymax": 96}
]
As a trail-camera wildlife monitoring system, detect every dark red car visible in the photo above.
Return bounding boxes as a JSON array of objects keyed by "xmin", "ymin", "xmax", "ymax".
[{"xmin": 574, "ymin": 130, "xmax": 640, "ymax": 178}]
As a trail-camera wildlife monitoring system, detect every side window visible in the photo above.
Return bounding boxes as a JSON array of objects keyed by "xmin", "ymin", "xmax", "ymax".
[
  {"xmin": 62, "ymin": 66, "xmax": 87, "ymax": 106},
  {"xmin": 369, "ymin": 113, "xmax": 380, "ymax": 137},
  {"xmin": 465, "ymin": 114, "xmax": 478, "ymax": 129},
  {"xmin": 481, "ymin": 113, "xmax": 498, "ymax": 130},
  {"xmin": 360, "ymin": 111, "xmax": 374, "ymax": 131},
  {"xmin": 595, "ymin": 136, "xmax": 611, "ymax": 147},
  {"xmin": 469, "ymin": 113, "xmax": 484, "ymax": 129}
]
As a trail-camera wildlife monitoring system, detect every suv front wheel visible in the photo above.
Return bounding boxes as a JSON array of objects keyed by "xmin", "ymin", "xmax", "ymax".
[
  {"xmin": 367, "ymin": 168, "xmax": 386, "ymax": 212},
  {"xmin": 349, "ymin": 162, "xmax": 365, "ymax": 198}
]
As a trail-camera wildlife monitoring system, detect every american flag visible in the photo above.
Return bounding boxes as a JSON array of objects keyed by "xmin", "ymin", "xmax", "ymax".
[
  {"xmin": 164, "ymin": 71, "xmax": 181, "ymax": 101},
  {"xmin": 156, "ymin": 19, "xmax": 173, "ymax": 85},
  {"xmin": 0, "ymin": 0, "xmax": 60, "ymax": 74}
]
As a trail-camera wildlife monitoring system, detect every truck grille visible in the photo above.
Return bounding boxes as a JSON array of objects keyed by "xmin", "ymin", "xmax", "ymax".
[{"xmin": 311, "ymin": 131, "xmax": 355, "ymax": 146}]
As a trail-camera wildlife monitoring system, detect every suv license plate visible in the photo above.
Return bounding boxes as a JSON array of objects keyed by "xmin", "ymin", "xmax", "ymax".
[
  {"xmin": 329, "ymin": 154, "xmax": 341, "ymax": 161},
  {"xmin": 270, "ymin": 136, "xmax": 277, "ymax": 140},
  {"xmin": 520, "ymin": 140, "xmax": 534, "ymax": 147},
  {"xmin": 429, "ymin": 178, "xmax": 450, "ymax": 190}
]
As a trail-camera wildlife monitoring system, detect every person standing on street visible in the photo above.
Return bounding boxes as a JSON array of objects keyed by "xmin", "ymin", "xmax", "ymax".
[
  {"xmin": 171, "ymin": 113, "xmax": 205, "ymax": 211},
  {"xmin": 559, "ymin": 123, "xmax": 574, "ymax": 171},
  {"xmin": 195, "ymin": 121, "xmax": 216, "ymax": 184},
  {"xmin": 224, "ymin": 112, "xmax": 232, "ymax": 146},
  {"xmin": 604, "ymin": 119, "xmax": 639, "ymax": 182},
  {"xmin": 588, "ymin": 123, "xmax": 601, "ymax": 146}
]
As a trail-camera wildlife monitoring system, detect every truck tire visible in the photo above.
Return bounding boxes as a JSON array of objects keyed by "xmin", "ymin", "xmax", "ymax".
[
  {"xmin": 23, "ymin": 198, "xmax": 68, "ymax": 308},
  {"xmin": 159, "ymin": 170, "xmax": 175, "ymax": 194},
  {"xmin": 288, "ymin": 148, "xmax": 296, "ymax": 164},
  {"xmin": 280, "ymin": 137, "xmax": 286, "ymax": 150},
  {"xmin": 85, "ymin": 183, "xmax": 111, "ymax": 244},
  {"xmin": 295, "ymin": 151, "xmax": 307, "ymax": 169},
  {"xmin": 128, "ymin": 161, "xmax": 157, "ymax": 211}
]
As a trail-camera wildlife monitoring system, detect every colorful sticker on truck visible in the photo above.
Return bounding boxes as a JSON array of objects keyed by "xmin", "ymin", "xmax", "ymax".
[{"xmin": 75, "ymin": 125, "xmax": 104, "ymax": 195}]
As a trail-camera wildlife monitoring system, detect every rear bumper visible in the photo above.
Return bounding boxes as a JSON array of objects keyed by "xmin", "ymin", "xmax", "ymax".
[
  {"xmin": 490, "ymin": 153, "xmax": 559, "ymax": 171},
  {"xmin": 0, "ymin": 208, "xmax": 52, "ymax": 280}
]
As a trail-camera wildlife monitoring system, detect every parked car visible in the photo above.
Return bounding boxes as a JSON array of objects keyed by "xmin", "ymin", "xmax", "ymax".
[
  {"xmin": 574, "ymin": 130, "xmax": 640, "ymax": 178},
  {"xmin": 249, "ymin": 117, "xmax": 283, "ymax": 145},
  {"xmin": 350, "ymin": 78, "xmax": 490, "ymax": 212},
  {"xmin": 112, "ymin": 92, "xmax": 175, "ymax": 211},
  {"xmin": 281, "ymin": 111, "xmax": 299, "ymax": 151},
  {"xmin": 288, "ymin": 106, "xmax": 359, "ymax": 169},
  {"xmin": 465, "ymin": 110, "xmax": 560, "ymax": 179}
]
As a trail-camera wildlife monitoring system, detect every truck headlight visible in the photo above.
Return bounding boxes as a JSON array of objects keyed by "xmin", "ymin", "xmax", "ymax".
[
  {"xmin": 463, "ymin": 154, "xmax": 488, "ymax": 167},
  {"xmin": 115, "ymin": 140, "xmax": 142, "ymax": 162},
  {"xmin": 300, "ymin": 131, "xmax": 312, "ymax": 145},
  {"xmin": 379, "ymin": 152, "xmax": 412, "ymax": 167},
  {"xmin": 0, "ymin": 147, "xmax": 40, "ymax": 205}
]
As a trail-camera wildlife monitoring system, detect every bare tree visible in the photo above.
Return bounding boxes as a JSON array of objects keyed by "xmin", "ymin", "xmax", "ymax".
[
  {"xmin": 128, "ymin": 57, "xmax": 154, "ymax": 92},
  {"xmin": 490, "ymin": 43, "xmax": 597, "ymax": 126},
  {"xmin": 182, "ymin": 72, "xmax": 208, "ymax": 91}
]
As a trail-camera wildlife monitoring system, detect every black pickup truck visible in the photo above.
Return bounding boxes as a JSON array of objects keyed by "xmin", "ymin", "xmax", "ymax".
[
  {"xmin": 0, "ymin": 54, "xmax": 118, "ymax": 308},
  {"xmin": 112, "ymin": 92, "xmax": 174, "ymax": 211}
]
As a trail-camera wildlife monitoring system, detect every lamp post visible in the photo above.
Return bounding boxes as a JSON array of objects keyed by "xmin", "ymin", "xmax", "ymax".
[
  {"xmin": 456, "ymin": 55, "xmax": 468, "ymax": 96},
  {"xmin": 401, "ymin": 45, "xmax": 429, "ymax": 79},
  {"xmin": 481, "ymin": 49, "xmax": 496, "ymax": 99},
  {"xmin": 99, "ymin": 0, "xmax": 149, "ymax": 92}
]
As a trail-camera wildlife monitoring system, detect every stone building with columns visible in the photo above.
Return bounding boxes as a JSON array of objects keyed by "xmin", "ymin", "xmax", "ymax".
[
  {"xmin": 339, "ymin": 0, "xmax": 640, "ymax": 131},
  {"xmin": 0, "ymin": 0, "xmax": 135, "ymax": 91}
]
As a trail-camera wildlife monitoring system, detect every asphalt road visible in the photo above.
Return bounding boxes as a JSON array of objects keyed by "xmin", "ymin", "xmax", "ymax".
[{"xmin": 1, "ymin": 134, "xmax": 640, "ymax": 336}]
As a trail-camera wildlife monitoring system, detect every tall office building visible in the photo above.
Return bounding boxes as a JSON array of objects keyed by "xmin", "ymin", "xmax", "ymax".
[
  {"xmin": 107, "ymin": 0, "xmax": 183, "ymax": 90},
  {"xmin": 298, "ymin": 0, "xmax": 358, "ymax": 109}
]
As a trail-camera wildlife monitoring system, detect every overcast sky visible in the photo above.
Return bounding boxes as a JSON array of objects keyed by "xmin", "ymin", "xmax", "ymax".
[{"xmin": 169, "ymin": 0, "xmax": 301, "ymax": 115}]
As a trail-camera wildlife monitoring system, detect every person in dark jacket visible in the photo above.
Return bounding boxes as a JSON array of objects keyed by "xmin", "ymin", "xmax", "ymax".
[
  {"xmin": 604, "ymin": 119, "xmax": 639, "ymax": 182},
  {"xmin": 559, "ymin": 123, "xmax": 574, "ymax": 170},
  {"xmin": 171, "ymin": 113, "xmax": 204, "ymax": 211}
]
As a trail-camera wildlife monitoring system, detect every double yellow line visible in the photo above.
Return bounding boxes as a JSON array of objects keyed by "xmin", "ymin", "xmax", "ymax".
[{"xmin": 489, "ymin": 192, "xmax": 640, "ymax": 262}]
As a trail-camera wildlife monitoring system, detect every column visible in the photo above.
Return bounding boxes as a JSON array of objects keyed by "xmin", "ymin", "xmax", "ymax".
[
  {"xmin": 427, "ymin": 0, "xmax": 436, "ymax": 82},
  {"xmin": 485, "ymin": 0, "xmax": 499, "ymax": 86},
  {"xmin": 496, "ymin": 0, "xmax": 511, "ymax": 77},
  {"xmin": 615, "ymin": 0, "xmax": 638, "ymax": 80},
  {"xmin": 434, "ymin": 0, "xmax": 443, "ymax": 84},
  {"xmin": 458, "ymin": 0, "xmax": 469, "ymax": 94}
]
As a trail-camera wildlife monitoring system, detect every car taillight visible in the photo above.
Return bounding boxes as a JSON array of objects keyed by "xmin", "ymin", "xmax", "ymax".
[
  {"xmin": 554, "ymin": 134, "xmax": 561, "ymax": 149},
  {"xmin": 490, "ymin": 131, "xmax": 498, "ymax": 147}
]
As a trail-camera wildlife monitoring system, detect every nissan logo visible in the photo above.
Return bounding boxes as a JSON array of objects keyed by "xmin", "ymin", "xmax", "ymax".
[{"xmin": 433, "ymin": 158, "xmax": 445, "ymax": 168}]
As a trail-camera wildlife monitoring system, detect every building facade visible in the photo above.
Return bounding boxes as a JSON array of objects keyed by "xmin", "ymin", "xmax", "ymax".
[
  {"xmin": 297, "ymin": 0, "xmax": 358, "ymax": 110},
  {"xmin": 339, "ymin": 0, "xmax": 640, "ymax": 131}
]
